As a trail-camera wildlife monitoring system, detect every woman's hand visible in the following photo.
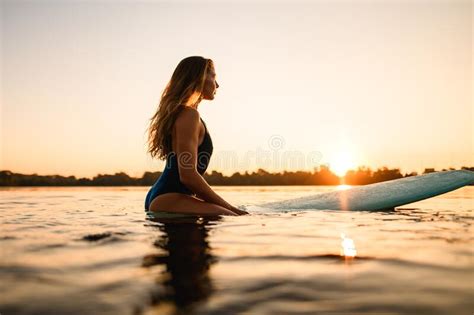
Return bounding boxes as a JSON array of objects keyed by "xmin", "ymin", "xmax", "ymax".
[{"xmin": 227, "ymin": 205, "xmax": 249, "ymax": 216}]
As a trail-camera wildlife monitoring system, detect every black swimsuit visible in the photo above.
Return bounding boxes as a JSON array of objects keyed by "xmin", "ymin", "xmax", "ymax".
[{"xmin": 144, "ymin": 117, "xmax": 213, "ymax": 211}]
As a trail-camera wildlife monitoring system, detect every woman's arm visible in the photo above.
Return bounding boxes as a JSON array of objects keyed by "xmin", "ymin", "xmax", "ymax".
[{"xmin": 174, "ymin": 108, "xmax": 246, "ymax": 213}]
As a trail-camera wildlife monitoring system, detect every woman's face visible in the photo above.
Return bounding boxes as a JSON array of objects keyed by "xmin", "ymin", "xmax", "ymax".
[{"xmin": 201, "ymin": 64, "xmax": 219, "ymax": 100}]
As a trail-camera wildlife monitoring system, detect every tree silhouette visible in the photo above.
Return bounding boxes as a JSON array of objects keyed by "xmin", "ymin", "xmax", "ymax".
[{"xmin": 0, "ymin": 166, "xmax": 472, "ymax": 186}]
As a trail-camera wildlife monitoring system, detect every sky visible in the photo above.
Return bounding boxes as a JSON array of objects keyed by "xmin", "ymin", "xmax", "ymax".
[{"xmin": 1, "ymin": 0, "xmax": 472, "ymax": 178}]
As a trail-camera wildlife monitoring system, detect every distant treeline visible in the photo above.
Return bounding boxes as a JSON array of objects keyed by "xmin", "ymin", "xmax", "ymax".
[{"xmin": 1, "ymin": 166, "xmax": 473, "ymax": 186}]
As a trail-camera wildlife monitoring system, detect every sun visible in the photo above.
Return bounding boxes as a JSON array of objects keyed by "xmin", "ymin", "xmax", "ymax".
[{"xmin": 330, "ymin": 151, "xmax": 355, "ymax": 177}]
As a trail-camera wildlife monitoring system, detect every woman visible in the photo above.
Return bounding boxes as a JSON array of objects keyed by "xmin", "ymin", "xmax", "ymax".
[{"xmin": 145, "ymin": 56, "xmax": 248, "ymax": 216}]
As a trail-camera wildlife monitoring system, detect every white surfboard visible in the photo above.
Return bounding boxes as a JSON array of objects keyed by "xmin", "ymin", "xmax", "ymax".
[{"xmin": 259, "ymin": 170, "xmax": 474, "ymax": 211}]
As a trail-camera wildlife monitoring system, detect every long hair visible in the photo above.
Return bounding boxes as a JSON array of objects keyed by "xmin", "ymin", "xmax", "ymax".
[{"xmin": 147, "ymin": 56, "xmax": 213, "ymax": 160}]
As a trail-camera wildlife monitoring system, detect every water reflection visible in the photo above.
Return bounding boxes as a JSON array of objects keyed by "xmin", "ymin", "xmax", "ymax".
[{"xmin": 142, "ymin": 215, "xmax": 221, "ymax": 314}]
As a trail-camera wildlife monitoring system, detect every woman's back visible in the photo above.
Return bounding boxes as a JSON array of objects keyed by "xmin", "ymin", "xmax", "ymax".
[{"xmin": 144, "ymin": 115, "xmax": 213, "ymax": 210}]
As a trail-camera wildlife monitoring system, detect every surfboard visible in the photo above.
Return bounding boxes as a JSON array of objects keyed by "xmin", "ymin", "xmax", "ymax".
[{"xmin": 259, "ymin": 170, "xmax": 474, "ymax": 211}]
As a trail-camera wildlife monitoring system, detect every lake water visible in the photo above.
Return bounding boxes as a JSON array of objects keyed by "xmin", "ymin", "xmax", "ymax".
[{"xmin": 1, "ymin": 185, "xmax": 473, "ymax": 315}]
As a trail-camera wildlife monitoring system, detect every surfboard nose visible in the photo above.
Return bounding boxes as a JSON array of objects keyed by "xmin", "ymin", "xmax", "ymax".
[{"xmin": 457, "ymin": 170, "xmax": 474, "ymax": 184}]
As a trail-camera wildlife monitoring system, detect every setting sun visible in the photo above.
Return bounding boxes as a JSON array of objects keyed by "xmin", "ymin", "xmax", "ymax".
[{"xmin": 330, "ymin": 151, "xmax": 356, "ymax": 177}]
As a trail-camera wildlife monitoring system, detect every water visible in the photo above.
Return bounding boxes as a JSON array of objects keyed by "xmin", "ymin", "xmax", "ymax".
[{"xmin": 1, "ymin": 185, "xmax": 473, "ymax": 315}]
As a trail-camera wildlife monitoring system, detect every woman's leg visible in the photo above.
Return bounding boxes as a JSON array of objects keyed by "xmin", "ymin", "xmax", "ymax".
[{"xmin": 148, "ymin": 193, "xmax": 237, "ymax": 216}]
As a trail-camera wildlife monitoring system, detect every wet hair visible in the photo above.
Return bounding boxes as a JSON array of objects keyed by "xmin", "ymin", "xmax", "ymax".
[{"xmin": 147, "ymin": 56, "xmax": 213, "ymax": 160}]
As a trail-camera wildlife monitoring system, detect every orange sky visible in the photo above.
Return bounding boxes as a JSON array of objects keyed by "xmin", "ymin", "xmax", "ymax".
[{"xmin": 1, "ymin": 0, "xmax": 472, "ymax": 178}]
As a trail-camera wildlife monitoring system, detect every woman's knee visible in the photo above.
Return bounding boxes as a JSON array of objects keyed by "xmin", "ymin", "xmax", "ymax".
[
  {"xmin": 200, "ymin": 203, "xmax": 237, "ymax": 216},
  {"xmin": 184, "ymin": 198, "xmax": 237, "ymax": 216}
]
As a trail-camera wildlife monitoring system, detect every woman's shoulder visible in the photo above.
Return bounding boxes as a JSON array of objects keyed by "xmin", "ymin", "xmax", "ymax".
[{"xmin": 175, "ymin": 106, "xmax": 201, "ymax": 127}]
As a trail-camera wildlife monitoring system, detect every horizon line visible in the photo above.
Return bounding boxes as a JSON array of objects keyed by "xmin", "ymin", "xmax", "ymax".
[{"xmin": 1, "ymin": 165, "xmax": 473, "ymax": 180}]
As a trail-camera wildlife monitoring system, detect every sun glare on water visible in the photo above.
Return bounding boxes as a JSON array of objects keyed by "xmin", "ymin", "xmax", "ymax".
[
  {"xmin": 340, "ymin": 233, "xmax": 357, "ymax": 258},
  {"xmin": 336, "ymin": 184, "xmax": 351, "ymax": 191}
]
